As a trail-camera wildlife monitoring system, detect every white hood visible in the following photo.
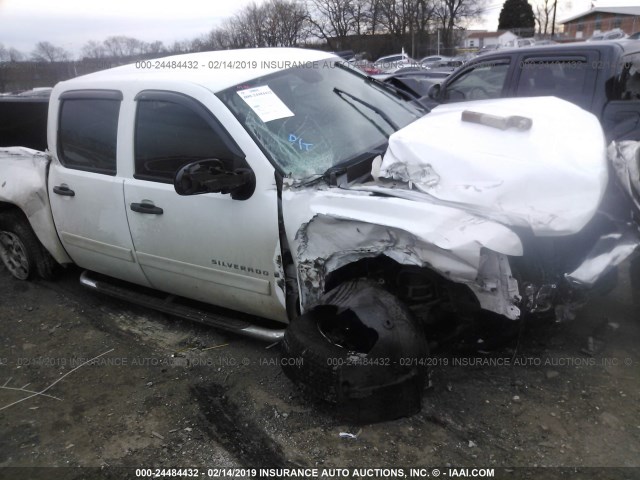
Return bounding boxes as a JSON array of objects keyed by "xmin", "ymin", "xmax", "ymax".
[{"xmin": 380, "ymin": 97, "xmax": 608, "ymax": 236}]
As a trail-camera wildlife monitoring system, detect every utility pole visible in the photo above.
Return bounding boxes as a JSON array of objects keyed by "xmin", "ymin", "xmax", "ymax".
[{"xmin": 551, "ymin": 0, "xmax": 558, "ymax": 36}]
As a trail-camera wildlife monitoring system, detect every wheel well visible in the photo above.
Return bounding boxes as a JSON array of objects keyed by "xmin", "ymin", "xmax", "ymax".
[
  {"xmin": 0, "ymin": 202, "xmax": 27, "ymax": 219},
  {"xmin": 324, "ymin": 255, "xmax": 480, "ymax": 325}
]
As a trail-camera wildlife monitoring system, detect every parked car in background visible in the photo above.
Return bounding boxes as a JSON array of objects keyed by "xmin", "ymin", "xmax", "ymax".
[
  {"xmin": 504, "ymin": 38, "xmax": 536, "ymax": 48},
  {"xmin": 423, "ymin": 59, "xmax": 463, "ymax": 74},
  {"xmin": 419, "ymin": 55, "xmax": 452, "ymax": 66},
  {"xmin": 373, "ymin": 53, "xmax": 417, "ymax": 72},
  {"xmin": 534, "ymin": 39, "xmax": 558, "ymax": 46},
  {"xmin": 588, "ymin": 28, "xmax": 628, "ymax": 41},
  {"xmin": 425, "ymin": 40, "xmax": 640, "ymax": 141},
  {"xmin": 373, "ymin": 65, "xmax": 424, "ymax": 77},
  {"xmin": 476, "ymin": 44, "xmax": 501, "ymax": 55}
]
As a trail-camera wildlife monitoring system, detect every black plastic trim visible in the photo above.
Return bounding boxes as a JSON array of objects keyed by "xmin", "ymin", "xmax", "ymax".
[{"xmin": 59, "ymin": 89, "xmax": 123, "ymax": 101}]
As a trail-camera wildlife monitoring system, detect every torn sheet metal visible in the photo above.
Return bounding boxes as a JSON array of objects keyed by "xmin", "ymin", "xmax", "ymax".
[
  {"xmin": 467, "ymin": 249, "xmax": 521, "ymax": 320},
  {"xmin": 282, "ymin": 187, "xmax": 523, "ymax": 318},
  {"xmin": 609, "ymin": 140, "xmax": 640, "ymax": 212},
  {"xmin": 380, "ymin": 97, "xmax": 608, "ymax": 235},
  {"xmin": 0, "ymin": 147, "xmax": 71, "ymax": 264},
  {"xmin": 566, "ymin": 226, "xmax": 640, "ymax": 287}
]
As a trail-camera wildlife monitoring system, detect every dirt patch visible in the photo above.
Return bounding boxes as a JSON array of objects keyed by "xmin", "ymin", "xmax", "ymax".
[{"xmin": 1, "ymin": 265, "xmax": 639, "ymax": 479}]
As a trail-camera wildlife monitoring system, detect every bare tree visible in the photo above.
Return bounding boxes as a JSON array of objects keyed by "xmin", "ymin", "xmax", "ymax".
[
  {"xmin": 103, "ymin": 36, "xmax": 146, "ymax": 57},
  {"xmin": 207, "ymin": 25, "xmax": 238, "ymax": 50},
  {"xmin": 0, "ymin": 43, "xmax": 8, "ymax": 62},
  {"xmin": 31, "ymin": 41, "xmax": 70, "ymax": 62},
  {"xmin": 415, "ymin": 0, "xmax": 436, "ymax": 34},
  {"xmin": 264, "ymin": 0, "xmax": 308, "ymax": 46},
  {"xmin": 534, "ymin": 0, "xmax": 553, "ymax": 35},
  {"xmin": 434, "ymin": 0, "xmax": 486, "ymax": 52},
  {"xmin": 208, "ymin": 0, "xmax": 307, "ymax": 49},
  {"xmin": 167, "ymin": 40, "xmax": 191, "ymax": 54},
  {"xmin": 8, "ymin": 48, "xmax": 24, "ymax": 62},
  {"xmin": 378, "ymin": 0, "xmax": 420, "ymax": 39},
  {"xmin": 306, "ymin": 0, "xmax": 357, "ymax": 49},
  {"xmin": 374, "ymin": 0, "xmax": 434, "ymax": 56},
  {"xmin": 145, "ymin": 41, "xmax": 166, "ymax": 55},
  {"xmin": 81, "ymin": 40, "xmax": 107, "ymax": 59},
  {"xmin": 237, "ymin": 3, "xmax": 268, "ymax": 47}
]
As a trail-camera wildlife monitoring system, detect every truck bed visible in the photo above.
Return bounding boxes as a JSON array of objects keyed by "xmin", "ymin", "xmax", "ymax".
[{"xmin": 0, "ymin": 96, "xmax": 49, "ymax": 151}]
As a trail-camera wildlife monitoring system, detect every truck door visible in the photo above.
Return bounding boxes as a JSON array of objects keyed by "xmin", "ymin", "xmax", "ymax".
[
  {"xmin": 122, "ymin": 90, "xmax": 286, "ymax": 322},
  {"xmin": 48, "ymin": 90, "xmax": 150, "ymax": 286}
]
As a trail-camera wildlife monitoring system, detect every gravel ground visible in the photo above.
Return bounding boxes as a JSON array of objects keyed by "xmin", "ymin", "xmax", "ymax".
[{"xmin": 0, "ymin": 264, "xmax": 639, "ymax": 480}]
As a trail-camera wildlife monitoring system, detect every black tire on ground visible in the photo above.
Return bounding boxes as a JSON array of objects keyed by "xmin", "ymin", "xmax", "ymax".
[
  {"xmin": 0, "ymin": 210, "xmax": 56, "ymax": 280},
  {"xmin": 281, "ymin": 279, "xmax": 429, "ymax": 423}
]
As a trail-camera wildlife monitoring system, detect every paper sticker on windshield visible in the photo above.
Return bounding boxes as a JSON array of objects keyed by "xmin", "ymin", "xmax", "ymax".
[{"xmin": 236, "ymin": 86, "xmax": 294, "ymax": 122}]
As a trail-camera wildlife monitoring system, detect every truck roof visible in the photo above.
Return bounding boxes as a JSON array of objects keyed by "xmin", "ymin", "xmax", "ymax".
[
  {"xmin": 477, "ymin": 39, "xmax": 640, "ymax": 59},
  {"xmin": 59, "ymin": 48, "xmax": 337, "ymax": 93}
]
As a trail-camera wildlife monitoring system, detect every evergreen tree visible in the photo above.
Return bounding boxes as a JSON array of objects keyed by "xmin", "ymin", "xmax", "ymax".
[{"xmin": 498, "ymin": 0, "xmax": 535, "ymax": 36}]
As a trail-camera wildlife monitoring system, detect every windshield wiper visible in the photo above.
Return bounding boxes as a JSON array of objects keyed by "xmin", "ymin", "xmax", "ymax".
[
  {"xmin": 334, "ymin": 62, "xmax": 405, "ymax": 98},
  {"xmin": 296, "ymin": 146, "xmax": 385, "ymax": 188},
  {"xmin": 324, "ymin": 147, "xmax": 385, "ymax": 186},
  {"xmin": 333, "ymin": 62, "xmax": 428, "ymax": 114},
  {"xmin": 333, "ymin": 87, "xmax": 400, "ymax": 131}
]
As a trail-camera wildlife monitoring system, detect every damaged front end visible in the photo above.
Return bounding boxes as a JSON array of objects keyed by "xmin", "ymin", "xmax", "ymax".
[
  {"xmin": 279, "ymin": 97, "xmax": 640, "ymax": 421},
  {"xmin": 283, "ymin": 98, "xmax": 640, "ymax": 329}
]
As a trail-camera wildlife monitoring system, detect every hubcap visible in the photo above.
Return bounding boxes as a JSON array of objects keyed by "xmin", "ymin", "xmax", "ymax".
[{"xmin": 0, "ymin": 231, "xmax": 30, "ymax": 280}]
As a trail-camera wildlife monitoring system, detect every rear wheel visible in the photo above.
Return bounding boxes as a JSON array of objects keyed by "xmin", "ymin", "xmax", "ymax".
[{"xmin": 0, "ymin": 211, "xmax": 55, "ymax": 280}]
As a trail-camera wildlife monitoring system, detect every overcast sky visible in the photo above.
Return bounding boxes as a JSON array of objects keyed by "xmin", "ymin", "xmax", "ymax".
[
  {"xmin": 0, "ymin": 0, "xmax": 246, "ymax": 55},
  {"xmin": 0, "ymin": 0, "xmax": 635, "ymax": 58}
]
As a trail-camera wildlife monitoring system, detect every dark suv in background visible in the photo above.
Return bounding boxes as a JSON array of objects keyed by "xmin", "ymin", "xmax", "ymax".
[{"xmin": 425, "ymin": 40, "xmax": 640, "ymax": 140}]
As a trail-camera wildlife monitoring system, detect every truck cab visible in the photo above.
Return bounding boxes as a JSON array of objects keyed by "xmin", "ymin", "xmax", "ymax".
[{"xmin": 2, "ymin": 48, "xmax": 639, "ymax": 421}]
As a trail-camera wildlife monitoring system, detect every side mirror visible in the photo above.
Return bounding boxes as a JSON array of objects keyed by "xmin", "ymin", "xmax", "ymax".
[
  {"xmin": 427, "ymin": 83, "xmax": 441, "ymax": 100},
  {"xmin": 174, "ymin": 159, "xmax": 256, "ymax": 200}
]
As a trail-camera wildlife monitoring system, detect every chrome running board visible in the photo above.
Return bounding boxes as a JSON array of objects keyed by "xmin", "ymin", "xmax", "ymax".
[{"xmin": 79, "ymin": 270, "xmax": 285, "ymax": 342}]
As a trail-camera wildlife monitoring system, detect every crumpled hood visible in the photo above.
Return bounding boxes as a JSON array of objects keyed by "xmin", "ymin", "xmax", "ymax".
[{"xmin": 379, "ymin": 97, "xmax": 608, "ymax": 236}]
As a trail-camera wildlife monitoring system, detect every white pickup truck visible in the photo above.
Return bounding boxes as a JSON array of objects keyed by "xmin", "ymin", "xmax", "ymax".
[{"xmin": 2, "ymin": 48, "xmax": 639, "ymax": 421}]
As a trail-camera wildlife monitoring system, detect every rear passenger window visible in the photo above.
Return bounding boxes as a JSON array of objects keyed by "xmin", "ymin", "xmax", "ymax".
[
  {"xmin": 135, "ymin": 95, "xmax": 237, "ymax": 183},
  {"xmin": 517, "ymin": 59, "xmax": 589, "ymax": 106},
  {"xmin": 58, "ymin": 95, "xmax": 120, "ymax": 175}
]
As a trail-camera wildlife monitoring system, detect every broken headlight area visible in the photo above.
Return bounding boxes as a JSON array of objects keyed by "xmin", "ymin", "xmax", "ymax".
[{"xmin": 510, "ymin": 206, "xmax": 639, "ymax": 321}]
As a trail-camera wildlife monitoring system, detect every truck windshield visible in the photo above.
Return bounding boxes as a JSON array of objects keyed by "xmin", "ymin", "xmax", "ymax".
[{"xmin": 217, "ymin": 60, "xmax": 423, "ymax": 179}]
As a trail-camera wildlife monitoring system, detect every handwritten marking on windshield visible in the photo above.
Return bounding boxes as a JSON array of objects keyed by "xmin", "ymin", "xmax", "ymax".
[{"xmin": 288, "ymin": 134, "xmax": 314, "ymax": 151}]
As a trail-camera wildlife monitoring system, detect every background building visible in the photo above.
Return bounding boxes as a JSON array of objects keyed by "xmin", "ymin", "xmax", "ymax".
[
  {"xmin": 463, "ymin": 31, "xmax": 518, "ymax": 49},
  {"xmin": 560, "ymin": 6, "xmax": 640, "ymax": 40}
]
